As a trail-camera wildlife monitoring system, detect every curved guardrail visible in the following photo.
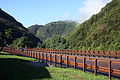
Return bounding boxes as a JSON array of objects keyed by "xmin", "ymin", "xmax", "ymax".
[{"xmin": 3, "ymin": 47, "xmax": 120, "ymax": 80}]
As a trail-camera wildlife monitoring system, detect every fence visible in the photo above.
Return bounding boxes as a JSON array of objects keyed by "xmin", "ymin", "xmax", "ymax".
[
  {"xmin": 25, "ymin": 48, "xmax": 120, "ymax": 58},
  {"xmin": 3, "ymin": 48, "xmax": 120, "ymax": 80}
]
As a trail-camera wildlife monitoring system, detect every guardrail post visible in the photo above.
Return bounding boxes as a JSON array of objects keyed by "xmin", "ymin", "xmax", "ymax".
[
  {"xmin": 30, "ymin": 51, "xmax": 32, "ymax": 58},
  {"xmin": 28, "ymin": 51, "xmax": 30, "ymax": 57},
  {"xmin": 55, "ymin": 55, "xmax": 57, "ymax": 67},
  {"xmin": 24, "ymin": 51, "xmax": 26, "ymax": 56},
  {"xmin": 60, "ymin": 55, "xmax": 62, "ymax": 68},
  {"xmin": 94, "ymin": 59, "xmax": 97, "ymax": 75},
  {"xmin": 38, "ymin": 52, "xmax": 40, "ymax": 62},
  {"xmin": 74, "ymin": 57, "xmax": 77, "ymax": 69},
  {"xmin": 50, "ymin": 54, "xmax": 52, "ymax": 65},
  {"xmin": 26, "ymin": 51, "xmax": 27, "ymax": 57},
  {"xmin": 26, "ymin": 51, "xmax": 28, "ymax": 57},
  {"xmin": 34, "ymin": 52, "xmax": 35, "ymax": 58},
  {"xmin": 46, "ymin": 53, "xmax": 48, "ymax": 63},
  {"xmin": 83, "ymin": 58, "xmax": 86, "ymax": 72},
  {"xmin": 66, "ymin": 56, "xmax": 69, "ymax": 68},
  {"xmin": 42, "ymin": 53, "xmax": 44, "ymax": 63},
  {"xmin": 37, "ymin": 52, "xmax": 38, "ymax": 59},
  {"xmin": 24, "ymin": 51, "xmax": 29, "ymax": 57},
  {"xmin": 28, "ymin": 51, "xmax": 31, "ymax": 57},
  {"xmin": 33, "ymin": 51, "xmax": 34, "ymax": 58},
  {"xmin": 108, "ymin": 61, "xmax": 111, "ymax": 80},
  {"xmin": 31, "ymin": 51, "xmax": 33, "ymax": 58},
  {"xmin": 32, "ymin": 51, "xmax": 33, "ymax": 58},
  {"xmin": 40, "ymin": 52, "xmax": 41, "ymax": 60},
  {"xmin": 35, "ymin": 52, "xmax": 37, "ymax": 59}
]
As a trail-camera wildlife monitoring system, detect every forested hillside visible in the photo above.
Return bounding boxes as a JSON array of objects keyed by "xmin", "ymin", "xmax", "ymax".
[
  {"xmin": 28, "ymin": 21, "xmax": 76, "ymax": 40},
  {"xmin": 40, "ymin": 0, "xmax": 120, "ymax": 50},
  {"xmin": 0, "ymin": 0, "xmax": 119, "ymax": 50},
  {"xmin": 66, "ymin": 0, "xmax": 120, "ymax": 50},
  {"xmin": 0, "ymin": 8, "xmax": 41, "ymax": 48}
]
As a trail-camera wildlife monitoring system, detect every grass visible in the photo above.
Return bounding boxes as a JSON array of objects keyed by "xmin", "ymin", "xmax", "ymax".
[
  {"xmin": 0, "ymin": 51, "xmax": 36, "ymax": 61},
  {"xmin": 43, "ymin": 67, "xmax": 109, "ymax": 80},
  {"xmin": 0, "ymin": 52, "xmax": 119, "ymax": 80}
]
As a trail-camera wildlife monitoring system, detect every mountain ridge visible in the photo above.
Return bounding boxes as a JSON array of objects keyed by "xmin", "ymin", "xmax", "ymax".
[
  {"xmin": 0, "ymin": 8, "xmax": 41, "ymax": 48},
  {"xmin": 28, "ymin": 21, "xmax": 77, "ymax": 40},
  {"xmin": 39, "ymin": 0, "xmax": 120, "ymax": 50}
]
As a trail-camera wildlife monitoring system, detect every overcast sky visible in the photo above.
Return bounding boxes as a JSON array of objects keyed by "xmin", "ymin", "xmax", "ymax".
[{"xmin": 0, "ymin": 0, "xmax": 112, "ymax": 27}]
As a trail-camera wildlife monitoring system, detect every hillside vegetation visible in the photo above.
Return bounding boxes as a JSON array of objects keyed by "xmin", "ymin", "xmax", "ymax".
[
  {"xmin": 40, "ymin": 0, "xmax": 120, "ymax": 50},
  {"xmin": 66, "ymin": 0, "xmax": 120, "ymax": 50},
  {"xmin": 0, "ymin": 8, "xmax": 41, "ymax": 48},
  {"xmin": 0, "ymin": 0, "xmax": 119, "ymax": 51},
  {"xmin": 28, "ymin": 21, "xmax": 76, "ymax": 40}
]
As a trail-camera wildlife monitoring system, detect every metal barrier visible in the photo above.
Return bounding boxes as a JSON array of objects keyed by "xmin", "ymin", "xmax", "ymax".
[
  {"xmin": 2, "ymin": 48, "xmax": 120, "ymax": 80},
  {"xmin": 25, "ymin": 48, "xmax": 120, "ymax": 58}
]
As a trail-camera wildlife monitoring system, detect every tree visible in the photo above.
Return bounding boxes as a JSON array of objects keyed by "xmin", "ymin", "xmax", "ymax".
[
  {"xmin": 0, "ymin": 29, "xmax": 12, "ymax": 51},
  {"xmin": 41, "ymin": 35, "xmax": 67, "ymax": 49},
  {"xmin": 11, "ymin": 36, "xmax": 35, "ymax": 48}
]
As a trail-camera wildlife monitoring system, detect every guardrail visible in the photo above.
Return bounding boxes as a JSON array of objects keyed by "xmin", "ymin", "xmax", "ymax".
[
  {"xmin": 25, "ymin": 48, "xmax": 120, "ymax": 58},
  {"xmin": 3, "ymin": 48, "xmax": 120, "ymax": 80}
]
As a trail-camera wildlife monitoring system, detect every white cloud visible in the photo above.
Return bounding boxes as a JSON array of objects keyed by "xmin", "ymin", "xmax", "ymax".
[
  {"xmin": 61, "ymin": 12, "xmax": 71, "ymax": 20},
  {"xmin": 77, "ymin": 0, "xmax": 112, "ymax": 23}
]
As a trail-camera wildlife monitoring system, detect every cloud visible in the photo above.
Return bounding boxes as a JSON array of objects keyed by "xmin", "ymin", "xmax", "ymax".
[
  {"xmin": 61, "ymin": 12, "xmax": 71, "ymax": 20},
  {"xmin": 77, "ymin": 0, "xmax": 112, "ymax": 23}
]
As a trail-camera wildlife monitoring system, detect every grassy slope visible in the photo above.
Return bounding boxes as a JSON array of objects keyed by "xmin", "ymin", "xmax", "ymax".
[{"xmin": 0, "ymin": 52, "xmax": 118, "ymax": 80}]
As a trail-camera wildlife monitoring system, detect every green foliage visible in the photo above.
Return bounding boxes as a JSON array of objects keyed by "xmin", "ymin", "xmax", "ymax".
[
  {"xmin": 28, "ymin": 21, "xmax": 77, "ymax": 40},
  {"xmin": 1, "ymin": 0, "xmax": 119, "ymax": 51},
  {"xmin": 41, "ymin": 35, "xmax": 68, "ymax": 49},
  {"xmin": 65, "ymin": 0, "xmax": 120, "ymax": 51},
  {"xmin": 11, "ymin": 37, "xmax": 35, "ymax": 48},
  {"xmin": 0, "ymin": 8, "xmax": 41, "ymax": 48},
  {"xmin": 0, "ymin": 29, "xmax": 12, "ymax": 47},
  {"xmin": 29, "ymin": 0, "xmax": 120, "ymax": 50}
]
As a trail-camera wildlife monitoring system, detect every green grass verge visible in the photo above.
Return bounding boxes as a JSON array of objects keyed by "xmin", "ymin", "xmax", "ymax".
[
  {"xmin": 43, "ymin": 67, "xmax": 119, "ymax": 80},
  {"xmin": 0, "ymin": 52, "xmax": 119, "ymax": 80},
  {"xmin": 0, "ymin": 51, "xmax": 36, "ymax": 61}
]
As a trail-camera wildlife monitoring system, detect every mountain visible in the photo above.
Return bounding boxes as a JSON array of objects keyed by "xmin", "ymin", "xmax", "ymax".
[
  {"xmin": 0, "ymin": 8, "xmax": 41, "ymax": 48},
  {"xmin": 28, "ymin": 21, "xmax": 77, "ymax": 40},
  {"xmin": 66, "ymin": 0, "xmax": 120, "ymax": 50}
]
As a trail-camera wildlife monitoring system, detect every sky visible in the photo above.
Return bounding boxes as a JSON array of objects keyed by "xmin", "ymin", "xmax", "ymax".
[{"xmin": 0, "ymin": 0, "xmax": 112, "ymax": 27}]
